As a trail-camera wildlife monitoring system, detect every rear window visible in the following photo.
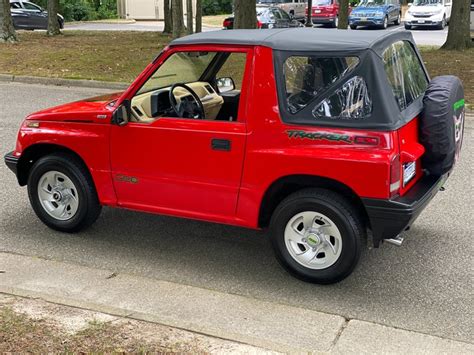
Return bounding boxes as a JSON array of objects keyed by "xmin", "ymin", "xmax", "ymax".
[{"xmin": 382, "ymin": 41, "xmax": 428, "ymax": 111}]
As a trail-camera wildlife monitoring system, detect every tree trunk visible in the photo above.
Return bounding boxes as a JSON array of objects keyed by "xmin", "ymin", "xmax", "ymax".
[
  {"xmin": 337, "ymin": 0, "xmax": 349, "ymax": 29},
  {"xmin": 172, "ymin": 0, "xmax": 185, "ymax": 38},
  {"xmin": 47, "ymin": 0, "xmax": 60, "ymax": 36},
  {"xmin": 0, "ymin": 0, "xmax": 17, "ymax": 42},
  {"xmin": 186, "ymin": 0, "xmax": 193, "ymax": 34},
  {"xmin": 305, "ymin": 0, "xmax": 313, "ymax": 27},
  {"xmin": 234, "ymin": 0, "xmax": 257, "ymax": 29},
  {"xmin": 195, "ymin": 0, "xmax": 202, "ymax": 33},
  {"xmin": 442, "ymin": 0, "xmax": 471, "ymax": 50},
  {"xmin": 163, "ymin": 0, "xmax": 173, "ymax": 34}
]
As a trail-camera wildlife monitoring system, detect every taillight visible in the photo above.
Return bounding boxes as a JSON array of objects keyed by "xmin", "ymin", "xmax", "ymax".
[
  {"xmin": 390, "ymin": 154, "xmax": 401, "ymax": 198},
  {"xmin": 223, "ymin": 19, "xmax": 231, "ymax": 28},
  {"xmin": 257, "ymin": 20, "xmax": 262, "ymax": 29}
]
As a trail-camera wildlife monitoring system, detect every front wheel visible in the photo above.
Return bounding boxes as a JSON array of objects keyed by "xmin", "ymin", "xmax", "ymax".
[
  {"xmin": 350, "ymin": 24, "xmax": 357, "ymax": 30},
  {"xmin": 381, "ymin": 16, "xmax": 388, "ymax": 29},
  {"xmin": 405, "ymin": 23, "xmax": 412, "ymax": 30},
  {"xmin": 269, "ymin": 188, "xmax": 364, "ymax": 284},
  {"xmin": 27, "ymin": 153, "xmax": 102, "ymax": 233},
  {"xmin": 331, "ymin": 15, "xmax": 339, "ymax": 28},
  {"xmin": 437, "ymin": 15, "xmax": 446, "ymax": 30}
]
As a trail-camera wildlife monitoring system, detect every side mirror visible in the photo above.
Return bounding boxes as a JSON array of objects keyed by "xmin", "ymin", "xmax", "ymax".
[
  {"xmin": 217, "ymin": 77, "xmax": 236, "ymax": 93},
  {"xmin": 112, "ymin": 100, "xmax": 131, "ymax": 126},
  {"xmin": 408, "ymin": 3, "xmax": 412, "ymax": 7},
  {"xmin": 289, "ymin": 12, "xmax": 294, "ymax": 20}
]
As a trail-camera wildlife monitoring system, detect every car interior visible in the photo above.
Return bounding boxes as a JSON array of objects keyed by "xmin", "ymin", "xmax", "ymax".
[{"xmin": 130, "ymin": 51, "xmax": 246, "ymax": 124}]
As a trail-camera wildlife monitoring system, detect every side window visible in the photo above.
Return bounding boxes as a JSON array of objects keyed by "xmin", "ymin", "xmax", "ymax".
[
  {"xmin": 312, "ymin": 76, "xmax": 372, "ymax": 120},
  {"xmin": 216, "ymin": 52, "xmax": 247, "ymax": 90},
  {"xmin": 23, "ymin": 2, "xmax": 42, "ymax": 11},
  {"xmin": 383, "ymin": 41, "xmax": 428, "ymax": 111},
  {"xmin": 283, "ymin": 56, "xmax": 360, "ymax": 114},
  {"xmin": 10, "ymin": 2, "xmax": 22, "ymax": 9}
]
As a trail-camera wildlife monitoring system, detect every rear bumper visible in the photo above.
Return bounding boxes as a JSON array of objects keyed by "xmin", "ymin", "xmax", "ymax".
[
  {"xmin": 362, "ymin": 173, "xmax": 448, "ymax": 247},
  {"xmin": 4, "ymin": 151, "xmax": 19, "ymax": 176},
  {"xmin": 311, "ymin": 16, "xmax": 336, "ymax": 24}
]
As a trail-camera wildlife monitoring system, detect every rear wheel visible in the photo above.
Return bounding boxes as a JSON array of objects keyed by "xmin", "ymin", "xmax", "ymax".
[
  {"xmin": 27, "ymin": 153, "xmax": 102, "ymax": 232},
  {"xmin": 350, "ymin": 24, "xmax": 357, "ymax": 30},
  {"xmin": 269, "ymin": 188, "xmax": 364, "ymax": 284},
  {"xmin": 394, "ymin": 12, "xmax": 401, "ymax": 25}
]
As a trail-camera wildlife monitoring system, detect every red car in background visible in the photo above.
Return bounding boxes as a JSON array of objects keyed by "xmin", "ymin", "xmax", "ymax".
[{"xmin": 307, "ymin": 0, "xmax": 351, "ymax": 28}]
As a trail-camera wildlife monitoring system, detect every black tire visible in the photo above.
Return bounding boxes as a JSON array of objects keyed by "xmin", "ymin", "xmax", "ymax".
[
  {"xmin": 437, "ymin": 15, "xmax": 446, "ymax": 30},
  {"xmin": 27, "ymin": 152, "xmax": 102, "ymax": 233},
  {"xmin": 420, "ymin": 76, "xmax": 465, "ymax": 176},
  {"xmin": 331, "ymin": 15, "xmax": 338, "ymax": 28},
  {"xmin": 269, "ymin": 188, "xmax": 364, "ymax": 284},
  {"xmin": 350, "ymin": 24, "xmax": 357, "ymax": 30},
  {"xmin": 394, "ymin": 13, "xmax": 401, "ymax": 25},
  {"xmin": 405, "ymin": 23, "xmax": 412, "ymax": 30},
  {"xmin": 381, "ymin": 15, "xmax": 388, "ymax": 29}
]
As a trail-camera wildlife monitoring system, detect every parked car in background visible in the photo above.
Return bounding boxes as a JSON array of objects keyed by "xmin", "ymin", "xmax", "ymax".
[
  {"xmin": 223, "ymin": 6, "xmax": 303, "ymax": 29},
  {"xmin": 471, "ymin": 0, "xmax": 474, "ymax": 39},
  {"xmin": 10, "ymin": 0, "xmax": 64, "ymax": 30},
  {"xmin": 257, "ymin": 0, "xmax": 307, "ymax": 21},
  {"xmin": 405, "ymin": 0, "xmax": 452, "ymax": 30},
  {"xmin": 349, "ymin": 0, "xmax": 401, "ymax": 29},
  {"xmin": 306, "ymin": 0, "xmax": 351, "ymax": 28}
]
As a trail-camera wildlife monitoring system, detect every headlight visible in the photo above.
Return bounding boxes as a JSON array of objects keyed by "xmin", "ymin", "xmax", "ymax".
[{"xmin": 375, "ymin": 11, "xmax": 384, "ymax": 17}]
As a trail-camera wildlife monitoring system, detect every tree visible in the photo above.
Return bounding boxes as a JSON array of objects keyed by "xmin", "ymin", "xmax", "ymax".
[
  {"xmin": 337, "ymin": 0, "xmax": 349, "ymax": 29},
  {"xmin": 47, "ymin": 0, "xmax": 61, "ymax": 36},
  {"xmin": 305, "ymin": 0, "xmax": 312, "ymax": 27},
  {"xmin": 163, "ymin": 0, "xmax": 173, "ymax": 34},
  {"xmin": 0, "ymin": 0, "xmax": 17, "ymax": 42},
  {"xmin": 186, "ymin": 0, "xmax": 193, "ymax": 34},
  {"xmin": 442, "ymin": 0, "xmax": 471, "ymax": 50},
  {"xmin": 171, "ymin": 0, "xmax": 185, "ymax": 38},
  {"xmin": 195, "ymin": 0, "xmax": 202, "ymax": 33},
  {"xmin": 234, "ymin": 0, "xmax": 256, "ymax": 29}
]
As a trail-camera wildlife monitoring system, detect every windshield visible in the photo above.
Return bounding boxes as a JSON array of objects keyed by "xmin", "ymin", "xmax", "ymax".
[
  {"xmin": 358, "ymin": 0, "xmax": 389, "ymax": 6},
  {"xmin": 413, "ymin": 0, "xmax": 442, "ymax": 6},
  {"xmin": 314, "ymin": 0, "xmax": 332, "ymax": 5},
  {"xmin": 137, "ymin": 52, "xmax": 216, "ymax": 95}
]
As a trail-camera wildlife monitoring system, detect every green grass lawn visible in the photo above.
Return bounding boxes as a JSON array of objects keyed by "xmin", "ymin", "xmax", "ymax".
[{"xmin": 0, "ymin": 31, "xmax": 472, "ymax": 103}]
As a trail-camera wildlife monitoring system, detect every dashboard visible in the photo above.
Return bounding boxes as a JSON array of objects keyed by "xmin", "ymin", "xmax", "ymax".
[{"xmin": 130, "ymin": 81, "xmax": 224, "ymax": 123}]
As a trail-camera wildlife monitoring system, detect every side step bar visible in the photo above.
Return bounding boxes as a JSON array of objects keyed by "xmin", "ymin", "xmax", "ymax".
[{"xmin": 385, "ymin": 234, "xmax": 405, "ymax": 247}]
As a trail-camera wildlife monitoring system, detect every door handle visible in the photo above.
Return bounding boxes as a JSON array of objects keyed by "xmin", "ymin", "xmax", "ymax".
[{"xmin": 211, "ymin": 138, "xmax": 231, "ymax": 151}]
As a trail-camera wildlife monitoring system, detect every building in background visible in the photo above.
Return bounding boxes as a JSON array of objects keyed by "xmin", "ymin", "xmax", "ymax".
[{"xmin": 117, "ymin": 0, "xmax": 196, "ymax": 21}]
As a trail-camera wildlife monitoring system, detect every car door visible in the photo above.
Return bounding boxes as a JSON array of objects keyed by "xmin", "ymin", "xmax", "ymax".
[
  {"xmin": 110, "ymin": 48, "xmax": 252, "ymax": 222},
  {"xmin": 10, "ymin": 2, "xmax": 28, "ymax": 29},
  {"xmin": 21, "ymin": 1, "xmax": 48, "ymax": 29}
]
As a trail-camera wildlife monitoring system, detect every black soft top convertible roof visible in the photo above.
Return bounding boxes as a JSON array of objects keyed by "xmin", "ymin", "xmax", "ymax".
[{"xmin": 170, "ymin": 28, "xmax": 415, "ymax": 55}]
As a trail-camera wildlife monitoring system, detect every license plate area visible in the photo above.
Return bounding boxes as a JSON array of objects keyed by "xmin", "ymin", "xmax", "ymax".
[
  {"xmin": 403, "ymin": 161, "xmax": 416, "ymax": 186},
  {"xmin": 361, "ymin": 17, "xmax": 368, "ymax": 21}
]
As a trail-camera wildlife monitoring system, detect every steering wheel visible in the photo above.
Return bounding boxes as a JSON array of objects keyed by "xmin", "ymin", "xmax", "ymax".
[{"xmin": 169, "ymin": 83, "xmax": 206, "ymax": 120}]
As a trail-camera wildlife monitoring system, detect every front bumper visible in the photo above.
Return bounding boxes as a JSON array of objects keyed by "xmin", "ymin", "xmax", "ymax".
[
  {"xmin": 405, "ymin": 19, "xmax": 443, "ymax": 26},
  {"xmin": 349, "ymin": 17, "xmax": 384, "ymax": 27},
  {"xmin": 362, "ymin": 173, "xmax": 448, "ymax": 247},
  {"xmin": 4, "ymin": 151, "xmax": 19, "ymax": 176}
]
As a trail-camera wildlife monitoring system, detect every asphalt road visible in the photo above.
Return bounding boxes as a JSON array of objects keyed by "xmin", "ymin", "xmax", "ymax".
[
  {"xmin": 1, "ymin": 82, "xmax": 473, "ymax": 344},
  {"xmin": 64, "ymin": 21, "xmax": 448, "ymax": 46}
]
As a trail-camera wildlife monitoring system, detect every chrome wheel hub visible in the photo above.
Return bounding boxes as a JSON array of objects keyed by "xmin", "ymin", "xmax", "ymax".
[
  {"xmin": 37, "ymin": 171, "xmax": 79, "ymax": 221},
  {"xmin": 284, "ymin": 211, "xmax": 342, "ymax": 270}
]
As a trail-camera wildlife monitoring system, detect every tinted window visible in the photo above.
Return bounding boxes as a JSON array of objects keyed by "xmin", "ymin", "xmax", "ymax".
[
  {"xmin": 283, "ymin": 56, "xmax": 359, "ymax": 114},
  {"xmin": 383, "ymin": 41, "xmax": 428, "ymax": 111},
  {"xmin": 10, "ymin": 2, "xmax": 22, "ymax": 9},
  {"xmin": 23, "ymin": 2, "xmax": 42, "ymax": 11}
]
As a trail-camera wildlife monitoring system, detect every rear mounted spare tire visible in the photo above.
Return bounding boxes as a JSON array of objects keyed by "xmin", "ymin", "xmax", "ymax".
[{"xmin": 420, "ymin": 75, "xmax": 465, "ymax": 176}]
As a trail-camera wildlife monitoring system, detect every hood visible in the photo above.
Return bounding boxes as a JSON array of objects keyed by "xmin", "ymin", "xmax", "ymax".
[
  {"xmin": 408, "ymin": 4, "xmax": 443, "ymax": 13},
  {"xmin": 27, "ymin": 92, "xmax": 123, "ymax": 122},
  {"xmin": 352, "ymin": 5, "xmax": 389, "ymax": 13}
]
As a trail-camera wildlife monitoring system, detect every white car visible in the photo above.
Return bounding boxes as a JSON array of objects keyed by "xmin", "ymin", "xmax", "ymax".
[{"xmin": 405, "ymin": 0, "xmax": 452, "ymax": 30}]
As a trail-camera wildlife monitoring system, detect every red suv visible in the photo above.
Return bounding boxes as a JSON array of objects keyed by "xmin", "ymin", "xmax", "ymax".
[
  {"xmin": 4, "ymin": 29, "xmax": 465, "ymax": 284},
  {"xmin": 307, "ymin": 0, "xmax": 350, "ymax": 28}
]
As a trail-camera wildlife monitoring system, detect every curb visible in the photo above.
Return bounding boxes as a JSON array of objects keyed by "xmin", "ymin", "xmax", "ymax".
[{"xmin": 0, "ymin": 74, "xmax": 128, "ymax": 90}]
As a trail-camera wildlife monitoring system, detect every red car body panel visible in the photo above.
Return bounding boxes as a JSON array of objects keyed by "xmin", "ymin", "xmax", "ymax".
[{"xmin": 12, "ymin": 43, "xmax": 422, "ymax": 230}]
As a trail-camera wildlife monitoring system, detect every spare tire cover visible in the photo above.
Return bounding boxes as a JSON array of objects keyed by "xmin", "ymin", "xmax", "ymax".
[{"xmin": 420, "ymin": 75, "xmax": 465, "ymax": 176}]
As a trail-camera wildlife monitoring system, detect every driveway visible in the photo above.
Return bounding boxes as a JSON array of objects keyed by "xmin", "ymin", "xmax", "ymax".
[
  {"xmin": 65, "ymin": 21, "xmax": 448, "ymax": 46},
  {"xmin": 0, "ymin": 82, "xmax": 472, "ymax": 344}
]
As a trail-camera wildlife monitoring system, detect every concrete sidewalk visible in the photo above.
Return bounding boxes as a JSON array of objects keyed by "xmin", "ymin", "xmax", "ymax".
[{"xmin": 0, "ymin": 252, "xmax": 472, "ymax": 354}]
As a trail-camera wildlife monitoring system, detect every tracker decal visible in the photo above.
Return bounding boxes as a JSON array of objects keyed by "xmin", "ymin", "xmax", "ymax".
[{"xmin": 286, "ymin": 130, "xmax": 353, "ymax": 144}]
